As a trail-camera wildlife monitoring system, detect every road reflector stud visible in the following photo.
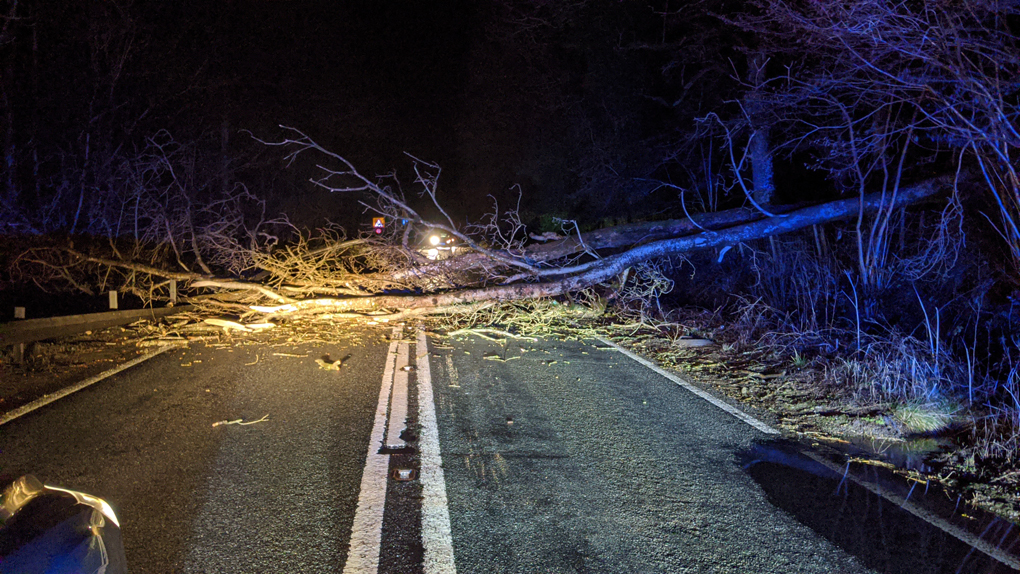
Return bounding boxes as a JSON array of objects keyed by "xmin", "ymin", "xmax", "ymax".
[{"xmin": 393, "ymin": 468, "xmax": 417, "ymax": 482}]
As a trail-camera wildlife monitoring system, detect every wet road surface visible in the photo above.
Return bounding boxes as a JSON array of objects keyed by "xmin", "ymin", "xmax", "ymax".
[
  {"xmin": 1, "ymin": 325, "xmax": 1016, "ymax": 573},
  {"xmin": 0, "ymin": 325, "xmax": 392, "ymax": 572},
  {"xmin": 427, "ymin": 332, "xmax": 1019, "ymax": 573}
]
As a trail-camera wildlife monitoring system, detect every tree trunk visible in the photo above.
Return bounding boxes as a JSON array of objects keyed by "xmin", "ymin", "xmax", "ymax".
[
  {"xmin": 1, "ymin": 57, "xmax": 15, "ymax": 204},
  {"xmin": 391, "ymin": 201, "xmax": 810, "ymax": 283},
  {"xmin": 746, "ymin": 52, "xmax": 774, "ymax": 206}
]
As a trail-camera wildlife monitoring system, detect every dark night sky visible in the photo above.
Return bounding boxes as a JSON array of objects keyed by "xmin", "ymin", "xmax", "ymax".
[
  {"xmin": 132, "ymin": 1, "xmax": 673, "ymax": 225},
  {"xmin": 22, "ymin": 1, "xmax": 536, "ymax": 226},
  {"xmin": 14, "ymin": 0, "xmax": 1004, "ymax": 231},
  {"xmin": 177, "ymin": 2, "xmax": 484, "ymax": 207},
  {"xmin": 224, "ymin": 3, "xmax": 475, "ymax": 158},
  {"xmin": 215, "ymin": 1, "xmax": 573, "ymax": 225},
  {"xmin": 5, "ymin": 1, "xmax": 699, "ymax": 230}
]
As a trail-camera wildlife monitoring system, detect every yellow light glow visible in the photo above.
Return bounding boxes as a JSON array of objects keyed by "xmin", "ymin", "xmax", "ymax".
[{"xmin": 429, "ymin": 235, "xmax": 441, "ymax": 246}]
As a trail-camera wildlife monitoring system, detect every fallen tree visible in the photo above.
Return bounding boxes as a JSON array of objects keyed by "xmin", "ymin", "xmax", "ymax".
[{"xmin": 239, "ymin": 174, "xmax": 950, "ymax": 320}]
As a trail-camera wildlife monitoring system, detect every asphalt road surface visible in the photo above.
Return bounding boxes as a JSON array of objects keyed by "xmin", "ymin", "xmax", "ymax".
[
  {"xmin": 428, "ymin": 333, "xmax": 869, "ymax": 573},
  {"xmin": 0, "ymin": 324, "xmax": 1016, "ymax": 573},
  {"xmin": 427, "ymin": 333, "xmax": 1017, "ymax": 574},
  {"xmin": 0, "ymin": 324, "xmax": 393, "ymax": 573}
]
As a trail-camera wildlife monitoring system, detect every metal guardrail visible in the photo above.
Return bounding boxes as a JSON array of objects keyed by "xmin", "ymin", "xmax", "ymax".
[{"xmin": 0, "ymin": 305, "xmax": 193, "ymax": 348}]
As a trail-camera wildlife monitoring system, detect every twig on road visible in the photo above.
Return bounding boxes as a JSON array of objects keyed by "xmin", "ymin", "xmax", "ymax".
[{"xmin": 212, "ymin": 414, "xmax": 270, "ymax": 427}]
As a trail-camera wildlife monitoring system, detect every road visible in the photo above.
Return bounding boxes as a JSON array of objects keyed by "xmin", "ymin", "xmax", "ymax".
[
  {"xmin": 0, "ymin": 324, "xmax": 392, "ymax": 572},
  {"xmin": 0, "ymin": 324, "xmax": 1016, "ymax": 573},
  {"xmin": 430, "ymin": 333, "xmax": 838, "ymax": 572},
  {"xmin": 429, "ymin": 333, "xmax": 1017, "ymax": 574}
]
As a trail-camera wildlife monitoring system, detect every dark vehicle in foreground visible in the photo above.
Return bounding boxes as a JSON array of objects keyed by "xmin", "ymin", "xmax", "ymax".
[{"xmin": 0, "ymin": 475, "xmax": 126, "ymax": 574}]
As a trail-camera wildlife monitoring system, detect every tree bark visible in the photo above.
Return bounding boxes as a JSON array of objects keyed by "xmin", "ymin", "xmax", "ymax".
[{"xmin": 746, "ymin": 52, "xmax": 774, "ymax": 206}]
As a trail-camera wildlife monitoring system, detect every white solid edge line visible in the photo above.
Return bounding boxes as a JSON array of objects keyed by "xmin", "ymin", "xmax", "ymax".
[
  {"xmin": 386, "ymin": 341, "xmax": 409, "ymax": 448},
  {"xmin": 596, "ymin": 336, "xmax": 779, "ymax": 435},
  {"xmin": 0, "ymin": 345, "xmax": 177, "ymax": 427},
  {"xmin": 416, "ymin": 329, "xmax": 457, "ymax": 574},
  {"xmin": 343, "ymin": 326, "xmax": 401, "ymax": 574}
]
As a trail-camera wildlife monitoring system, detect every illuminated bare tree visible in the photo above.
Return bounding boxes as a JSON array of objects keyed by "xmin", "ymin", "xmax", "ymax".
[{"xmin": 726, "ymin": 0, "xmax": 1020, "ymax": 283}]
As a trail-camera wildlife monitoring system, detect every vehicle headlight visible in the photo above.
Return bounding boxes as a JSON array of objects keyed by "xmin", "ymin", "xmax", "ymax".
[{"xmin": 429, "ymin": 235, "xmax": 441, "ymax": 246}]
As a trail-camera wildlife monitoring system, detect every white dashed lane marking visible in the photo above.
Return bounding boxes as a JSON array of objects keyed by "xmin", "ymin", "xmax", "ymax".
[{"xmin": 386, "ymin": 340, "xmax": 410, "ymax": 448}]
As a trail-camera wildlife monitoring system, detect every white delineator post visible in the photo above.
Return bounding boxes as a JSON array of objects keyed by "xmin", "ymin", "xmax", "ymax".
[
  {"xmin": 13, "ymin": 307, "xmax": 26, "ymax": 364},
  {"xmin": 108, "ymin": 290, "xmax": 118, "ymax": 310},
  {"xmin": 14, "ymin": 343, "xmax": 26, "ymax": 365}
]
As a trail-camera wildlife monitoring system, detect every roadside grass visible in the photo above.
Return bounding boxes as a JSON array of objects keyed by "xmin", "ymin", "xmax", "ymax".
[
  {"xmin": 969, "ymin": 362, "xmax": 1020, "ymax": 465},
  {"xmin": 891, "ymin": 401, "xmax": 958, "ymax": 434},
  {"xmin": 829, "ymin": 336, "xmax": 954, "ymax": 407}
]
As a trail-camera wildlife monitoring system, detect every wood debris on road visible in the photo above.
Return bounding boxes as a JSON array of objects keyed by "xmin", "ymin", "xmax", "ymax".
[{"xmin": 212, "ymin": 414, "xmax": 270, "ymax": 427}]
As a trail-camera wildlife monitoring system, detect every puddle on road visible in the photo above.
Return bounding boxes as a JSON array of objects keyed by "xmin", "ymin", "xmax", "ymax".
[{"xmin": 742, "ymin": 442, "xmax": 1019, "ymax": 574}]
